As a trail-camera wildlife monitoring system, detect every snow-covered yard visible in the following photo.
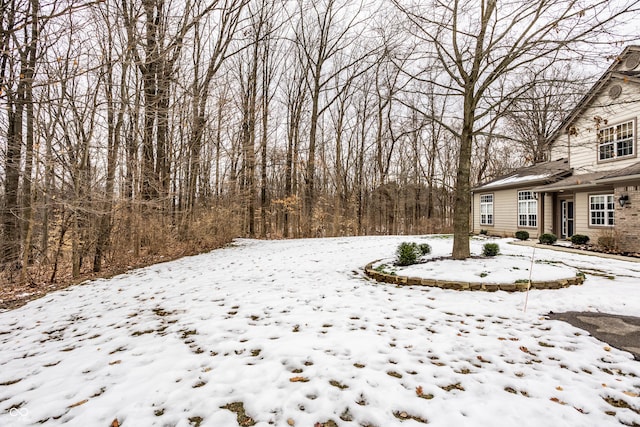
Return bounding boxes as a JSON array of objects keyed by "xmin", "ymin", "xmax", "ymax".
[{"xmin": 1, "ymin": 236, "xmax": 639, "ymax": 427}]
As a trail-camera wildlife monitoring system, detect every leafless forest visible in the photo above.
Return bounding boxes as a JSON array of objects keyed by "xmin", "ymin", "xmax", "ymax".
[{"xmin": 1, "ymin": 0, "xmax": 637, "ymax": 289}]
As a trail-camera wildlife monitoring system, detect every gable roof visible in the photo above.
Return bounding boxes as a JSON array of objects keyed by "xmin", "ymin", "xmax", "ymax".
[
  {"xmin": 473, "ymin": 158, "xmax": 571, "ymax": 191},
  {"xmin": 547, "ymin": 45, "xmax": 640, "ymax": 143},
  {"xmin": 596, "ymin": 161, "xmax": 640, "ymax": 184}
]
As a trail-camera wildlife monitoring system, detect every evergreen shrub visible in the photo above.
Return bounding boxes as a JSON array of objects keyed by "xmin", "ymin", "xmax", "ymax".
[
  {"xmin": 539, "ymin": 233, "xmax": 557, "ymax": 245},
  {"xmin": 396, "ymin": 242, "xmax": 420, "ymax": 266},
  {"xmin": 482, "ymin": 243, "xmax": 500, "ymax": 257},
  {"xmin": 418, "ymin": 243, "xmax": 432, "ymax": 255},
  {"xmin": 570, "ymin": 234, "xmax": 590, "ymax": 245},
  {"xmin": 514, "ymin": 230, "xmax": 529, "ymax": 241}
]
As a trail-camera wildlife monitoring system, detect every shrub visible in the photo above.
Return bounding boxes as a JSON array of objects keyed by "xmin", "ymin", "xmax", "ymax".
[
  {"xmin": 374, "ymin": 264, "xmax": 389, "ymax": 273},
  {"xmin": 598, "ymin": 236, "xmax": 617, "ymax": 251},
  {"xmin": 418, "ymin": 243, "xmax": 432, "ymax": 255},
  {"xmin": 482, "ymin": 243, "xmax": 500, "ymax": 257},
  {"xmin": 479, "ymin": 229, "xmax": 488, "ymax": 235},
  {"xmin": 539, "ymin": 233, "xmax": 557, "ymax": 245},
  {"xmin": 396, "ymin": 242, "xmax": 420, "ymax": 266},
  {"xmin": 570, "ymin": 234, "xmax": 590, "ymax": 245},
  {"xmin": 514, "ymin": 230, "xmax": 529, "ymax": 241}
]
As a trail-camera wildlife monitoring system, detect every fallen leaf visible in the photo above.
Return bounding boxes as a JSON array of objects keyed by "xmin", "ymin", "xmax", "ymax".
[
  {"xmin": 287, "ymin": 418, "xmax": 295, "ymax": 426},
  {"xmin": 498, "ymin": 337, "xmax": 506, "ymax": 341},
  {"xmin": 550, "ymin": 397, "xmax": 566, "ymax": 405},
  {"xmin": 289, "ymin": 376, "xmax": 309, "ymax": 383},
  {"xmin": 604, "ymin": 346, "xmax": 611, "ymax": 352},
  {"xmin": 519, "ymin": 346, "xmax": 530, "ymax": 354},
  {"xmin": 109, "ymin": 360, "xmax": 121, "ymax": 365},
  {"xmin": 68, "ymin": 399, "xmax": 88, "ymax": 408},
  {"xmin": 111, "ymin": 419, "xmax": 120, "ymax": 427},
  {"xmin": 602, "ymin": 383, "xmax": 608, "ymax": 388},
  {"xmin": 556, "ymin": 386, "xmax": 563, "ymax": 391},
  {"xmin": 623, "ymin": 391, "xmax": 639, "ymax": 397},
  {"xmin": 416, "ymin": 386, "xmax": 423, "ymax": 396}
]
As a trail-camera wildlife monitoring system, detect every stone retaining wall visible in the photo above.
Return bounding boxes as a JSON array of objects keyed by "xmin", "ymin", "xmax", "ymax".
[{"xmin": 363, "ymin": 262, "xmax": 584, "ymax": 292}]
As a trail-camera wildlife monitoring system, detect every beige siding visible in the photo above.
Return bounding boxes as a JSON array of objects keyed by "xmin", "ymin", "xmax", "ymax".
[
  {"xmin": 472, "ymin": 193, "xmax": 480, "ymax": 233},
  {"xmin": 573, "ymin": 190, "xmax": 616, "ymax": 241},
  {"xmin": 473, "ymin": 188, "xmax": 542, "ymax": 238},
  {"xmin": 574, "ymin": 192, "xmax": 590, "ymax": 236},
  {"xmin": 550, "ymin": 134, "xmax": 569, "ymax": 161},
  {"xmin": 493, "ymin": 188, "xmax": 519, "ymax": 236},
  {"xmin": 543, "ymin": 193, "xmax": 554, "ymax": 234},
  {"xmin": 567, "ymin": 81, "xmax": 640, "ymax": 173}
]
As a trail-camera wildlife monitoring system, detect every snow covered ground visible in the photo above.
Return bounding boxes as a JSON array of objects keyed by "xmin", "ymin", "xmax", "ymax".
[{"xmin": 0, "ymin": 235, "xmax": 639, "ymax": 427}]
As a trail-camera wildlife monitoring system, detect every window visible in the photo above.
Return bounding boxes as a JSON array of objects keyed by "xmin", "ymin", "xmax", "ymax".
[
  {"xmin": 598, "ymin": 120, "xmax": 635, "ymax": 161},
  {"xmin": 518, "ymin": 191, "xmax": 537, "ymax": 227},
  {"xmin": 589, "ymin": 194, "xmax": 615, "ymax": 226},
  {"xmin": 480, "ymin": 194, "xmax": 493, "ymax": 225}
]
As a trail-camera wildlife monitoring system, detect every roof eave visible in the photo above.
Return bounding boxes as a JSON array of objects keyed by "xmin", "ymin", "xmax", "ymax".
[
  {"xmin": 474, "ymin": 170, "xmax": 572, "ymax": 192},
  {"xmin": 595, "ymin": 173, "xmax": 640, "ymax": 184},
  {"xmin": 533, "ymin": 182, "xmax": 612, "ymax": 192},
  {"xmin": 473, "ymin": 180, "xmax": 545, "ymax": 192}
]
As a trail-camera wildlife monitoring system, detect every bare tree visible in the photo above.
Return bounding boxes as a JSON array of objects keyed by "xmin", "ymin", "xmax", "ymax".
[
  {"xmin": 1, "ymin": 0, "xmax": 39, "ymax": 271},
  {"xmin": 506, "ymin": 66, "xmax": 587, "ymax": 164},
  {"xmin": 183, "ymin": 0, "xmax": 247, "ymax": 222},
  {"xmin": 393, "ymin": 0, "xmax": 640, "ymax": 259},
  {"xmin": 293, "ymin": 0, "xmax": 376, "ymax": 236}
]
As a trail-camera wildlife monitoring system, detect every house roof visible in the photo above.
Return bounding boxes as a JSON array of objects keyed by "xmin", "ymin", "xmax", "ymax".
[
  {"xmin": 596, "ymin": 161, "xmax": 640, "ymax": 184},
  {"xmin": 533, "ymin": 171, "xmax": 613, "ymax": 192},
  {"xmin": 473, "ymin": 158, "xmax": 571, "ymax": 191},
  {"xmin": 547, "ymin": 45, "xmax": 640, "ymax": 143}
]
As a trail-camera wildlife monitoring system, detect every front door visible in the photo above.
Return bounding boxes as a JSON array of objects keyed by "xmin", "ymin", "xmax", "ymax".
[{"xmin": 561, "ymin": 200, "xmax": 574, "ymax": 238}]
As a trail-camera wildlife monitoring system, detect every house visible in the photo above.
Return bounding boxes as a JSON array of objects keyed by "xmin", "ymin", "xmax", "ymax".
[{"xmin": 472, "ymin": 46, "xmax": 640, "ymax": 253}]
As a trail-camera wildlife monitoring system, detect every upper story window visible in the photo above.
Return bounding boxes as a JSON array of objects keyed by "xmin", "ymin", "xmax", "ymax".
[
  {"xmin": 518, "ymin": 191, "xmax": 537, "ymax": 228},
  {"xmin": 598, "ymin": 120, "xmax": 635, "ymax": 161},
  {"xmin": 480, "ymin": 194, "xmax": 493, "ymax": 226}
]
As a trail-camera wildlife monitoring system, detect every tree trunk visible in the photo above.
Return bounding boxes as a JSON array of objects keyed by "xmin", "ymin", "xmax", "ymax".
[{"xmin": 451, "ymin": 95, "xmax": 474, "ymax": 260}]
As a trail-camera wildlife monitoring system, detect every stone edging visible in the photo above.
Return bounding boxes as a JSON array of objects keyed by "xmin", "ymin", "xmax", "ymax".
[{"xmin": 363, "ymin": 261, "xmax": 584, "ymax": 292}]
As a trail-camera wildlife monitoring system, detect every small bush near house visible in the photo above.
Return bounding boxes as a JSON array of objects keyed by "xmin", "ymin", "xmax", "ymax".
[
  {"xmin": 539, "ymin": 233, "xmax": 557, "ymax": 245},
  {"xmin": 598, "ymin": 236, "xmax": 617, "ymax": 251},
  {"xmin": 570, "ymin": 234, "xmax": 590, "ymax": 245},
  {"xmin": 482, "ymin": 243, "xmax": 500, "ymax": 257},
  {"xmin": 396, "ymin": 242, "xmax": 421, "ymax": 266},
  {"xmin": 479, "ymin": 229, "xmax": 488, "ymax": 235},
  {"xmin": 418, "ymin": 243, "xmax": 432, "ymax": 255},
  {"xmin": 514, "ymin": 230, "xmax": 529, "ymax": 241}
]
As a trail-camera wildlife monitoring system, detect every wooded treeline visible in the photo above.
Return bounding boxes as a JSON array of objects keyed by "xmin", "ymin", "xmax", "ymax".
[{"xmin": 0, "ymin": 0, "xmax": 635, "ymax": 284}]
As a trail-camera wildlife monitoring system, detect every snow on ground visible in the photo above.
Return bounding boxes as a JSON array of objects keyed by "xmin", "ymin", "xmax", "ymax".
[
  {"xmin": 0, "ymin": 236, "xmax": 639, "ymax": 427},
  {"xmin": 372, "ymin": 237, "xmax": 581, "ymax": 283}
]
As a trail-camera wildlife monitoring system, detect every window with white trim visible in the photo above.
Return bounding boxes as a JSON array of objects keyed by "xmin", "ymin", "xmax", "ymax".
[
  {"xmin": 518, "ymin": 191, "xmax": 537, "ymax": 227},
  {"xmin": 589, "ymin": 194, "xmax": 615, "ymax": 226},
  {"xmin": 480, "ymin": 194, "xmax": 493, "ymax": 226},
  {"xmin": 598, "ymin": 120, "xmax": 635, "ymax": 161}
]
